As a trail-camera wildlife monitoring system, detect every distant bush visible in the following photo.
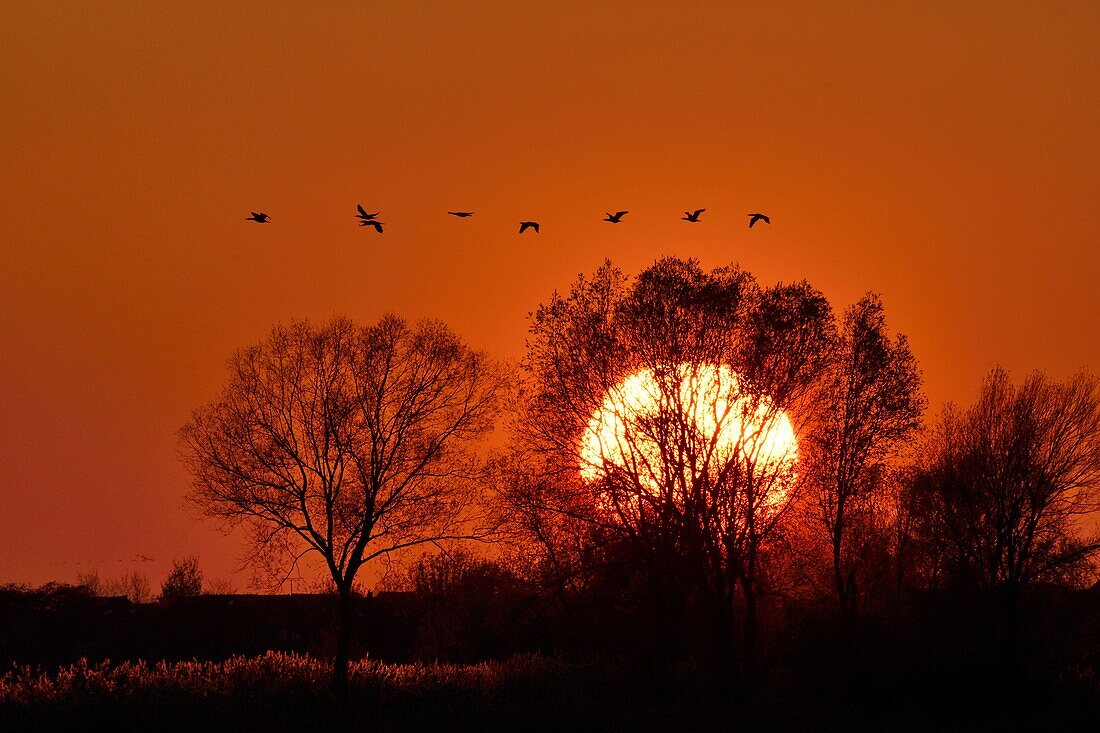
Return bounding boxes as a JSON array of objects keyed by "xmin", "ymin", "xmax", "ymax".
[{"xmin": 160, "ymin": 557, "xmax": 203, "ymax": 600}]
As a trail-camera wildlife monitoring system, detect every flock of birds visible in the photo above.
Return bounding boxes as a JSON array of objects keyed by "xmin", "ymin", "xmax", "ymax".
[{"xmin": 245, "ymin": 206, "xmax": 772, "ymax": 233}]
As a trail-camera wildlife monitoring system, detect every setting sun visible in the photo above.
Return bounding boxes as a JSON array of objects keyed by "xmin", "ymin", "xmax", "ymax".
[{"xmin": 579, "ymin": 364, "xmax": 798, "ymax": 506}]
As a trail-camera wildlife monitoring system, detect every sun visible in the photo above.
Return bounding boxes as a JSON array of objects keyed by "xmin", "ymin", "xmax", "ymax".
[{"xmin": 579, "ymin": 363, "xmax": 798, "ymax": 510}]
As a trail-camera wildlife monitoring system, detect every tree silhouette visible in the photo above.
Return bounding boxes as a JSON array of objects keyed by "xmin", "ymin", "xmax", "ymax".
[
  {"xmin": 808, "ymin": 294, "xmax": 925, "ymax": 618},
  {"xmin": 179, "ymin": 315, "xmax": 508, "ymax": 697},
  {"xmin": 911, "ymin": 368, "xmax": 1100, "ymax": 593},
  {"xmin": 161, "ymin": 557, "xmax": 204, "ymax": 599},
  {"xmin": 515, "ymin": 257, "xmax": 836, "ymax": 673}
]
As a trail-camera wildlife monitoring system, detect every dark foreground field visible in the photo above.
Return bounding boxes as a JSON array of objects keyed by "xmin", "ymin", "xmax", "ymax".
[
  {"xmin": 3, "ymin": 582, "xmax": 1099, "ymax": 730},
  {"xmin": 2, "ymin": 651, "xmax": 1097, "ymax": 732}
]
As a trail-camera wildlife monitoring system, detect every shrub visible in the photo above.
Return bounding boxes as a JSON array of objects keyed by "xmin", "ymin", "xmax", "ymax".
[{"xmin": 161, "ymin": 557, "xmax": 203, "ymax": 600}]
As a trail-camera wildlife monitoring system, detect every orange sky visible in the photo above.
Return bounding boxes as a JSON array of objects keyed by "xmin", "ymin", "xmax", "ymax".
[{"xmin": 1, "ymin": 2, "xmax": 1097, "ymax": 588}]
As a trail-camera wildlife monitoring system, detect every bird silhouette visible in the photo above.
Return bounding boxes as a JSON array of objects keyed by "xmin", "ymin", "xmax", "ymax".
[
  {"xmin": 360, "ymin": 220, "xmax": 384, "ymax": 233},
  {"xmin": 748, "ymin": 213, "xmax": 771, "ymax": 228},
  {"xmin": 682, "ymin": 209, "xmax": 705, "ymax": 222},
  {"xmin": 448, "ymin": 211, "xmax": 474, "ymax": 217},
  {"xmin": 604, "ymin": 210, "xmax": 629, "ymax": 223},
  {"xmin": 355, "ymin": 204, "xmax": 379, "ymax": 221},
  {"xmin": 519, "ymin": 221, "xmax": 540, "ymax": 234},
  {"xmin": 246, "ymin": 212, "xmax": 270, "ymax": 223}
]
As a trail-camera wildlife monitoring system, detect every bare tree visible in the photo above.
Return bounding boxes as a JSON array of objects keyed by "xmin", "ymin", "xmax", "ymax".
[
  {"xmin": 515, "ymin": 257, "xmax": 836, "ymax": 672},
  {"xmin": 76, "ymin": 569, "xmax": 152, "ymax": 603},
  {"xmin": 75, "ymin": 570, "xmax": 105, "ymax": 597},
  {"xmin": 123, "ymin": 572, "xmax": 152, "ymax": 604},
  {"xmin": 809, "ymin": 294, "xmax": 925, "ymax": 618},
  {"xmin": 179, "ymin": 314, "xmax": 508, "ymax": 697},
  {"xmin": 490, "ymin": 449, "xmax": 599, "ymax": 603},
  {"xmin": 204, "ymin": 577, "xmax": 238, "ymax": 595},
  {"xmin": 911, "ymin": 368, "xmax": 1100, "ymax": 594}
]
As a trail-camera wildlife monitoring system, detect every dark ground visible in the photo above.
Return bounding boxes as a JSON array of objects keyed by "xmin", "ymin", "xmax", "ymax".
[{"xmin": 1, "ymin": 583, "xmax": 1098, "ymax": 731}]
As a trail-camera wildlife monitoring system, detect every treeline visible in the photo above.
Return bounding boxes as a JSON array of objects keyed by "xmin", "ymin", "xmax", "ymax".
[
  {"xmin": 3, "ymin": 548, "xmax": 1097, "ymax": 724},
  {"xmin": 168, "ymin": 256, "xmax": 1100, "ymax": 701},
  {"xmin": 64, "ymin": 556, "xmax": 229, "ymax": 604},
  {"xmin": 491, "ymin": 258, "xmax": 1100, "ymax": 679},
  {"xmin": 11, "ymin": 255, "xmax": 1095, "ymax": 718}
]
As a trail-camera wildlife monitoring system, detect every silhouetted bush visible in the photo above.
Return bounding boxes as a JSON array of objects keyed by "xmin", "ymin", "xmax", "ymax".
[{"xmin": 160, "ymin": 557, "xmax": 203, "ymax": 600}]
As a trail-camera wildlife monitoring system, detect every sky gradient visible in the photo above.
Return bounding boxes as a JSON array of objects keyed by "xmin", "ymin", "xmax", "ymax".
[{"xmin": 1, "ymin": 1, "xmax": 1097, "ymax": 587}]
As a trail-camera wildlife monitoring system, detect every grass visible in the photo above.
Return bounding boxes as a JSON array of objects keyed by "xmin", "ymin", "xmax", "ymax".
[
  {"xmin": 4, "ymin": 650, "xmax": 1097, "ymax": 731},
  {"xmin": 0, "ymin": 652, "xmax": 739, "ymax": 731}
]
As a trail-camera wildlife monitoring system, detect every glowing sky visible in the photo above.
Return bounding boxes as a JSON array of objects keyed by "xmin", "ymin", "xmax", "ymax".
[{"xmin": 1, "ymin": 2, "xmax": 1097, "ymax": 586}]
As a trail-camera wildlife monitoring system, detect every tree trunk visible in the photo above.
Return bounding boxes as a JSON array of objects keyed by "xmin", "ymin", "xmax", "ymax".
[
  {"xmin": 741, "ymin": 566, "xmax": 757, "ymax": 677},
  {"xmin": 333, "ymin": 587, "xmax": 353, "ymax": 702},
  {"xmin": 833, "ymin": 490, "xmax": 852, "ymax": 619},
  {"xmin": 999, "ymin": 581, "xmax": 1022, "ymax": 686},
  {"xmin": 715, "ymin": 591, "xmax": 738, "ymax": 680},
  {"xmin": 645, "ymin": 552, "xmax": 676, "ymax": 682}
]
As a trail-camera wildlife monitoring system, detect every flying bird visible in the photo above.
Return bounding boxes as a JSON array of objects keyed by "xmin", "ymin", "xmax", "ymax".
[
  {"xmin": 355, "ymin": 204, "xmax": 379, "ymax": 221},
  {"xmin": 603, "ymin": 211, "xmax": 629, "ymax": 223},
  {"xmin": 246, "ymin": 212, "xmax": 270, "ymax": 223},
  {"xmin": 682, "ymin": 209, "xmax": 705, "ymax": 222},
  {"xmin": 748, "ymin": 213, "xmax": 771, "ymax": 228},
  {"xmin": 519, "ymin": 221, "xmax": 540, "ymax": 234},
  {"xmin": 448, "ymin": 211, "xmax": 474, "ymax": 217},
  {"xmin": 360, "ymin": 220, "xmax": 384, "ymax": 233}
]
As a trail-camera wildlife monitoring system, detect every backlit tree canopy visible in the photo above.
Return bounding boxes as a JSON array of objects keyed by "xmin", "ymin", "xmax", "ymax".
[
  {"xmin": 808, "ymin": 294, "xmax": 926, "ymax": 616},
  {"xmin": 516, "ymin": 257, "xmax": 836, "ymax": 664},
  {"xmin": 578, "ymin": 363, "xmax": 799, "ymax": 520}
]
